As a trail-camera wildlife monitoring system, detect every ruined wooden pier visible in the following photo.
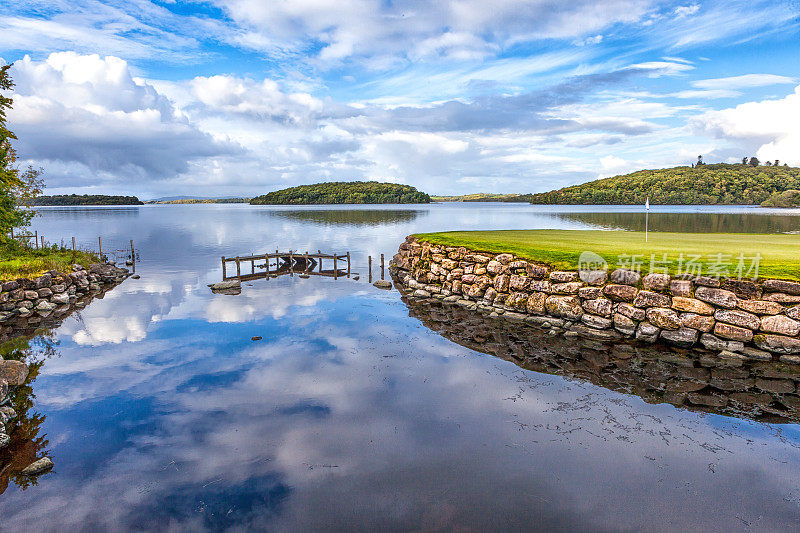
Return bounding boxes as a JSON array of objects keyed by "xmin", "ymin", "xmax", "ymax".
[{"xmin": 221, "ymin": 251, "xmax": 351, "ymax": 281}]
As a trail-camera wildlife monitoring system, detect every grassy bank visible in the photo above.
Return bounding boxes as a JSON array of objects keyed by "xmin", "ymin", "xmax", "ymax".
[
  {"xmin": 415, "ymin": 230, "xmax": 800, "ymax": 280},
  {"xmin": 0, "ymin": 242, "xmax": 99, "ymax": 280}
]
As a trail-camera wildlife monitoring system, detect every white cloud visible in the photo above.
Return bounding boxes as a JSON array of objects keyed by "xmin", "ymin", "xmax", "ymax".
[
  {"xmin": 692, "ymin": 74, "xmax": 796, "ymax": 90},
  {"xmin": 696, "ymin": 85, "xmax": 800, "ymax": 165},
  {"xmin": 8, "ymin": 53, "xmax": 239, "ymax": 188}
]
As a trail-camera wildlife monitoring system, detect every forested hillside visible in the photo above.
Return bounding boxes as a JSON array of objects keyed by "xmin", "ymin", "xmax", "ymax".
[
  {"xmin": 527, "ymin": 164, "xmax": 800, "ymax": 205},
  {"xmin": 250, "ymin": 181, "xmax": 430, "ymax": 205},
  {"xmin": 26, "ymin": 194, "xmax": 144, "ymax": 206}
]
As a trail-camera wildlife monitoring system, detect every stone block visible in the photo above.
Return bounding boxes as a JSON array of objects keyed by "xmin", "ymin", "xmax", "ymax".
[
  {"xmin": 617, "ymin": 303, "xmax": 646, "ymax": 321},
  {"xmin": 545, "ymin": 295, "xmax": 584, "ymax": 320},
  {"xmin": 603, "ymin": 284, "xmax": 637, "ymax": 302},
  {"xmin": 583, "ymin": 298, "xmax": 613, "ymax": 317},
  {"xmin": 549, "ymin": 271, "xmax": 578, "ymax": 283},
  {"xmin": 680, "ymin": 313, "xmax": 715, "ymax": 332},
  {"xmin": 642, "ymin": 273, "xmax": 670, "ymax": 291},
  {"xmin": 760, "ymin": 315, "xmax": 800, "ymax": 336},
  {"xmin": 714, "ymin": 309, "xmax": 760, "ymax": 331},
  {"xmin": 737, "ymin": 299, "xmax": 783, "ymax": 315},
  {"xmin": 669, "ymin": 279, "xmax": 693, "ymax": 297},
  {"xmin": 695, "ymin": 286, "xmax": 738, "ymax": 308},
  {"xmin": 526, "ymin": 292, "xmax": 547, "ymax": 315},
  {"xmin": 610, "ymin": 269, "xmax": 641, "ymax": 286},
  {"xmin": 660, "ymin": 327, "xmax": 699, "ymax": 347},
  {"xmin": 646, "ymin": 307, "xmax": 681, "ymax": 330},
  {"xmin": 671, "ymin": 296, "xmax": 714, "ymax": 315},
  {"xmin": 763, "ymin": 279, "xmax": 800, "ymax": 295},
  {"xmin": 581, "ymin": 314, "xmax": 613, "ymax": 330},
  {"xmin": 714, "ymin": 322, "xmax": 753, "ymax": 342},
  {"xmin": 633, "ymin": 290, "xmax": 671, "ymax": 308}
]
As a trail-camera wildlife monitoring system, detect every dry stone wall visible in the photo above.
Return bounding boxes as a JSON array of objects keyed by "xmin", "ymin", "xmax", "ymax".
[{"xmin": 392, "ymin": 236, "xmax": 800, "ymax": 363}]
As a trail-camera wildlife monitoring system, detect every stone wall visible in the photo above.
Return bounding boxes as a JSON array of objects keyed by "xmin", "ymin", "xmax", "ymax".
[{"xmin": 392, "ymin": 236, "xmax": 800, "ymax": 363}]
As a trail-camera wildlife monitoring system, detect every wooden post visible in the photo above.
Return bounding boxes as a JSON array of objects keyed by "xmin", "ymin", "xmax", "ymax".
[
  {"xmin": 346, "ymin": 252, "xmax": 351, "ymax": 278},
  {"xmin": 381, "ymin": 253, "xmax": 385, "ymax": 280},
  {"xmin": 72, "ymin": 236, "xmax": 76, "ymax": 252},
  {"xmin": 318, "ymin": 250, "xmax": 323, "ymax": 272},
  {"xmin": 289, "ymin": 251, "xmax": 294, "ymax": 277},
  {"xmin": 333, "ymin": 254, "xmax": 338, "ymax": 280},
  {"xmin": 235, "ymin": 256, "xmax": 241, "ymax": 278},
  {"xmin": 41, "ymin": 235, "xmax": 45, "ymax": 249},
  {"xmin": 265, "ymin": 252, "xmax": 270, "ymax": 280},
  {"xmin": 305, "ymin": 251, "xmax": 309, "ymax": 273},
  {"xmin": 222, "ymin": 257, "xmax": 227, "ymax": 279},
  {"xmin": 98, "ymin": 236, "xmax": 102, "ymax": 259},
  {"xmin": 251, "ymin": 257, "xmax": 255, "ymax": 274},
  {"xmin": 35, "ymin": 230, "xmax": 39, "ymax": 249},
  {"xmin": 368, "ymin": 255, "xmax": 372, "ymax": 283}
]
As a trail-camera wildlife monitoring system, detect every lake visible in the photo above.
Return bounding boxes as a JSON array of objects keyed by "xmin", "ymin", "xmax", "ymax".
[{"xmin": 3, "ymin": 203, "xmax": 800, "ymax": 531}]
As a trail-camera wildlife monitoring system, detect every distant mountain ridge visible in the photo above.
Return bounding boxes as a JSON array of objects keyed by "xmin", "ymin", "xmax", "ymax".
[
  {"xmin": 26, "ymin": 194, "xmax": 143, "ymax": 206},
  {"xmin": 527, "ymin": 163, "xmax": 800, "ymax": 205}
]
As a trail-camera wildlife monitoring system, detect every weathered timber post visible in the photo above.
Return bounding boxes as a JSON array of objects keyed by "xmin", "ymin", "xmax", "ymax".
[
  {"xmin": 235, "ymin": 256, "xmax": 241, "ymax": 278},
  {"xmin": 41, "ymin": 235, "xmax": 45, "ymax": 249},
  {"xmin": 72, "ymin": 236, "xmax": 76, "ymax": 262},
  {"xmin": 346, "ymin": 252, "xmax": 351, "ymax": 277},
  {"xmin": 289, "ymin": 251, "xmax": 294, "ymax": 277},
  {"xmin": 381, "ymin": 253, "xmax": 385, "ymax": 280},
  {"xmin": 305, "ymin": 251, "xmax": 309, "ymax": 273},
  {"xmin": 130, "ymin": 239, "xmax": 135, "ymax": 273},
  {"xmin": 35, "ymin": 230, "xmax": 39, "ymax": 249},
  {"xmin": 222, "ymin": 257, "xmax": 227, "ymax": 279},
  {"xmin": 368, "ymin": 255, "xmax": 372, "ymax": 283},
  {"xmin": 333, "ymin": 254, "xmax": 338, "ymax": 280},
  {"xmin": 318, "ymin": 251, "xmax": 323, "ymax": 272},
  {"xmin": 98, "ymin": 236, "xmax": 102, "ymax": 259},
  {"xmin": 265, "ymin": 252, "xmax": 270, "ymax": 280}
]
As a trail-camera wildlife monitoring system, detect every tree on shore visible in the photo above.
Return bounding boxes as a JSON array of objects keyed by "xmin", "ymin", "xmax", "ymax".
[{"xmin": 0, "ymin": 65, "xmax": 42, "ymax": 237}]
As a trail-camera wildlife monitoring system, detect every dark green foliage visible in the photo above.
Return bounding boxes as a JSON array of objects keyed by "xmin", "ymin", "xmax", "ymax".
[
  {"xmin": 761, "ymin": 189, "xmax": 800, "ymax": 208},
  {"xmin": 527, "ymin": 164, "xmax": 800, "ymax": 205},
  {"xmin": 27, "ymin": 194, "xmax": 144, "ymax": 206},
  {"xmin": 250, "ymin": 181, "xmax": 430, "ymax": 205}
]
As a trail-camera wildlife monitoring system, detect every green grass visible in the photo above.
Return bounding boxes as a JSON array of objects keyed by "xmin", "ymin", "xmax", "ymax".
[
  {"xmin": 415, "ymin": 230, "xmax": 800, "ymax": 281},
  {"xmin": 0, "ymin": 241, "xmax": 99, "ymax": 280}
]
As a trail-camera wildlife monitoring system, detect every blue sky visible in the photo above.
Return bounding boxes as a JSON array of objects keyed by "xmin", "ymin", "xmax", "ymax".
[{"xmin": 1, "ymin": 0, "xmax": 799, "ymax": 198}]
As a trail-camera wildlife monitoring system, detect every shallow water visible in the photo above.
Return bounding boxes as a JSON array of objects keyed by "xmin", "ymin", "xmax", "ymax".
[{"xmin": 3, "ymin": 203, "xmax": 800, "ymax": 531}]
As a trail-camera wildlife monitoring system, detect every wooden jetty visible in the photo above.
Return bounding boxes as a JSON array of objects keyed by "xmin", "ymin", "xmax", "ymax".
[{"xmin": 221, "ymin": 251, "xmax": 351, "ymax": 281}]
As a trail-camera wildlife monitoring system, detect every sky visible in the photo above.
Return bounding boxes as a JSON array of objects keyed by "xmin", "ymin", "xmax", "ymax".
[{"xmin": 1, "ymin": 0, "xmax": 799, "ymax": 199}]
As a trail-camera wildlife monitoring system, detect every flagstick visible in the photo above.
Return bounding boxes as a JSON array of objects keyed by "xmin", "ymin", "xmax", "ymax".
[{"xmin": 645, "ymin": 210, "xmax": 648, "ymax": 243}]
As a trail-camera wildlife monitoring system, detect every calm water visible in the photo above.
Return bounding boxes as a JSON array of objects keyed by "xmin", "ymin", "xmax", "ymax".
[{"xmin": 3, "ymin": 203, "xmax": 800, "ymax": 532}]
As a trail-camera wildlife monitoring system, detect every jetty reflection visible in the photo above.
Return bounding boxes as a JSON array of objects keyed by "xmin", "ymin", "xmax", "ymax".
[{"xmin": 403, "ymin": 295, "xmax": 800, "ymax": 424}]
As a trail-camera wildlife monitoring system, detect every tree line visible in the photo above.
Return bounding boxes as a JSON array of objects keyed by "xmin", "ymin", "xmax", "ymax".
[
  {"xmin": 26, "ymin": 194, "xmax": 144, "ymax": 206},
  {"xmin": 527, "ymin": 163, "xmax": 800, "ymax": 205},
  {"xmin": 250, "ymin": 181, "xmax": 431, "ymax": 205}
]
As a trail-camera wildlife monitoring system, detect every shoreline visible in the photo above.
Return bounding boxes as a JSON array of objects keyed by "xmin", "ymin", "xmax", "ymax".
[{"xmin": 391, "ymin": 235, "xmax": 800, "ymax": 360}]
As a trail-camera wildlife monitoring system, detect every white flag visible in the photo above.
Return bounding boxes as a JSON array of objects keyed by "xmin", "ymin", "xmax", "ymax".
[{"xmin": 645, "ymin": 197, "xmax": 649, "ymax": 210}]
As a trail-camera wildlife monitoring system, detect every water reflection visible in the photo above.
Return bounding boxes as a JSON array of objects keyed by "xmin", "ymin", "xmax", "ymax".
[
  {"xmin": 558, "ymin": 211, "xmax": 800, "ymax": 233},
  {"xmin": 403, "ymin": 295, "xmax": 800, "ymax": 424},
  {"xmin": 267, "ymin": 209, "xmax": 422, "ymax": 226}
]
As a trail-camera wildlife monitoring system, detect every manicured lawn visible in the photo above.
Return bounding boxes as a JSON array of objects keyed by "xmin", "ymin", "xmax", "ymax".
[
  {"xmin": 415, "ymin": 230, "xmax": 800, "ymax": 281},
  {"xmin": 0, "ymin": 242, "xmax": 99, "ymax": 280}
]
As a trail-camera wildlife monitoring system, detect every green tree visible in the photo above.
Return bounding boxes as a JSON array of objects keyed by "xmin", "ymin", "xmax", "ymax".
[
  {"xmin": 749, "ymin": 157, "xmax": 760, "ymax": 167},
  {"xmin": 0, "ymin": 65, "xmax": 42, "ymax": 236}
]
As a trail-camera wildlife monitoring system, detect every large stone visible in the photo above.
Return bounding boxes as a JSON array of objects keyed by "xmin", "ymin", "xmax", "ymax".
[
  {"xmin": 209, "ymin": 280, "xmax": 241, "ymax": 291},
  {"xmin": 695, "ymin": 286, "xmax": 738, "ymax": 308},
  {"xmin": 23, "ymin": 290, "xmax": 38, "ymax": 300},
  {"xmin": 51, "ymin": 293, "xmax": 70, "ymax": 305},
  {"xmin": 660, "ymin": 327, "xmax": 699, "ymax": 347},
  {"xmin": 616, "ymin": 303, "xmax": 646, "ymax": 321},
  {"xmin": 610, "ymin": 269, "xmax": 641, "ymax": 286},
  {"xmin": 763, "ymin": 279, "xmax": 800, "ymax": 295},
  {"xmin": 580, "ymin": 269, "xmax": 608, "ymax": 286},
  {"xmin": 787, "ymin": 306, "xmax": 800, "ymax": 320},
  {"xmin": 755, "ymin": 378, "xmax": 795, "ymax": 394},
  {"xmin": 760, "ymin": 315, "xmax": 800, "ymax": 336},
  {"xmin": 613, "ymin": 313, "xmax": 637, "ymax": 335},
  {"xmin": 721, "ymin": 279, "xmax": 762, "ymax": 300},
  {"xmin": 680, "ymin": 313, "xmax": 715, "ymax": 332},
  {"xmin": 578, "ymin": 286, "xmax": 602, "ymax": 299},
  {"xmin": 526, "ymin": 264, "xmax": 549, "ymax": 279},
  {"xmin": 21, "ymin": 457, "xmax": 54, "ymax": 476},
  {"xmin": 35, "ymin": 300, "xmax": 57, "ymax": 312},
  {"xmin": 642, "ymin": 273, "xmax": 671, "ymax": 291},
  {"xmin": 583, "ymin": 298, "xmax": 612, "ymax": 317},
  {"xmin": 2, "ymin": 281, "xmax": 19, "ymax": 292},
  {"xmin": 737, "ymin": 299, "xmax": 783, "ymax": 315},
  {"xmin": 714, "ymin": 322, "xmax": 753, "ymax": 342},
  {"xmin": 0, "ymin": 360, "xmax": 29, "ymax": 386},
  {"xmin": 526, "ymin": 292, "xmax": 547, "ymax": 314},
  {"xmin": 474, "ymin": 275, "xmax": 492, "ymax": 290},
  {"xmin": 754, "ymin": 334, "xmax": 800, "ymax": 354},
  {"xmin": 34, "ymin": 274, "xmax": 52, "ymax": 288},
  {"xmin": 694, "ymin": 276, "xmax": 721, "ymax": 288},
  {"xmin": 635, "ymin": 321, "xmax": 660, "ymax": 343},
  {"xmin": 493, "ymin": 274, "xmax": 510, "ymax": 293},
  {"xmin": 700, "ymin": 333, "xmax": 744, "ymax": 352},
  {"xmin": 646, "ymin": 307, "xmax": 681, "ymax": 330},
  {"xmin": 464, "ymin": 253, "xmax": 491, "ymax": 263},
  {"xmin": 549, "ymin": 271, "xmax": 578, "ymax": 283},
  {"xmin": 671, "ymin": 296, "xmax": 714, "ymax": 315},
  {"xmin": 508, "ymin": 260, "xmax": 527, "ymax": 270},
  {"xmin": 505, "ymin": 292, "xmax": 529, "ymax": 311},
  {"xmin": 495, "ymin": 253, "xmax": 514, "ymax": 265},
  {"xmin": 763, "ymin": 293, "xmax": 800, "ymax": 304},
  {"xmin": 509, "ymin": 275, "xmax": 529, "ymax": 291},
  {"xmin": 603, "ymin": 284, "xmax": 637, "ymax": 302},
  {"xmin": 669, "ymin": 279, "xmax": 693, "ymax": 297},
  {"xmin": 714, "ymin": 309, "xmax": 760, "ymax": 331},
  {"xmin": 551, "ymin": 282, "xmax": 583, "ymax": 295},
  {"xmin": 37, "ymin": 287, "xmax": 53, "ymax": 298},
  {"xmin": 581, "ymin": 314, "xmax": 613, "ymax": 330},
  {"xmin": 633, "ymin": 290, "xmax": 671, "ymax": 308},
  {"xmin": 440, "ymin": 259, "xmax": 458, "ymax": 270},
  {"xmin": 529, "ymin": 280, "xmax": 552, "ymax": 293},
  {"xmin": 482, "ymin": 287, "xmax": 498, "ymax": 303},
  {"xmin": 545, "ymin": 295, "xmax": 584, "ymax": 320},
  {"xmin": 486, "ymin": 260, "xmax": 505, "ymax": 275}
]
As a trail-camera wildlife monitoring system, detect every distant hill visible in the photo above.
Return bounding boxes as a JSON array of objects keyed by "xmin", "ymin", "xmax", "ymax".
[
  {"xmin": 26, "ymin": 194, "xmax": 143, "ymax": 206},
  {"xmin": 527, "ymin": 163, "xmax": 800, "ymax": 205},
  {"xmin": 146, "ymin": 198, "xmax": 250, "ymax": 204},
  {"xmin": 431, "ymin": 193, "xmax": 531, "ymax": 202},
  {"xmin": 250, "ymin": 181, "xmax": 430, "ymax": 205}
]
